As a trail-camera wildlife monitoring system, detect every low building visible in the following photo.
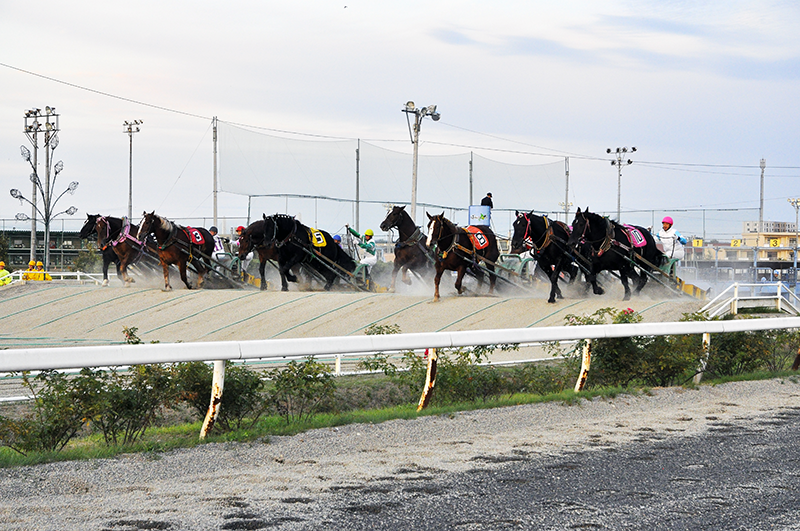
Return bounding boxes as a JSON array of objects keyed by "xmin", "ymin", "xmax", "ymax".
[{"xmin": 1, "ymin": 229, "xmax": 85, "ymax": 270}]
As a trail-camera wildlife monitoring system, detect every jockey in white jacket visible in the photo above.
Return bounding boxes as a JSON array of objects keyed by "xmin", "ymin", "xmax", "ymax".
[{"xmin": 657, "ymin": 216, "xmax": 688, "ymax": 260}]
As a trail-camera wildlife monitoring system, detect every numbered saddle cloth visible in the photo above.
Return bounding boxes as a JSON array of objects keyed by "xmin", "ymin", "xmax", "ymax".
[
  {"xmin": 185, "ymin": 227, "xmax": 205, "ymax": 245},
  {"xmin": 622, "ymin": 224, "xmax": 648, "ymax": 248},
  {"xmin": 307, "ymin": 228, "xmax": 327, "ymax": 248},
  {"xmin": 464, "ymin": 226, "xmax": 490, "ymax": 250}
]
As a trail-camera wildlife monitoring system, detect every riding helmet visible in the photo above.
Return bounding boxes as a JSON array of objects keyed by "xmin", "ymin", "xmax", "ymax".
[
  {"xmin": 364, "ymin": 229, "xmax": 374, "ymax": 237},
  {"xmin": 662, "ymin": 216, "xmax": 674, "ymax": 226}
]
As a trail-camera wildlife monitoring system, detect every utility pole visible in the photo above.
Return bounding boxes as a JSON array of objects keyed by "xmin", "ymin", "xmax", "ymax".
[
  {"xmin": 759, "ymin": 158, "xmax": 766, "ymax": 233},
  {"xmin": 355, "ymin": 139, "xmax": 360, "ymax": 232},
  {"xmin": 607, "ymin": 146, "xmax": 636, "ymax": 220},
  {"xmin": 789, "ymin": 198, "xmax": 800, "ymax": 285},
  {"xmin": 402, "ymin": 101, "xmax": 440, "ymax": 223},
  {"xmin": 212, "ymin": 117, "xmax": 218, "ymax": 227},
  {"xmin": 124, "ymin": 120, "xmax": 143, "ymax": 220},
  {"xmin": 559, "ymin": 157, "xmax": 572, "ymax": 223}
]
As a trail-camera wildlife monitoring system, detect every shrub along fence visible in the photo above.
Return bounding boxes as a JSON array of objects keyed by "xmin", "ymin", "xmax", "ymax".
[{"xmin": 2, "ymin": 315, "xmax": 800, "ymax": 440}]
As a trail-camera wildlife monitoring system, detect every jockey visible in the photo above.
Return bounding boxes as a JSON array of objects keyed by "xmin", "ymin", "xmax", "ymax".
[
  {"xmin": 346, "ymin": 225, "xmax": 378, "ymax": 267},
  {"xmin": 0, "ymin": 261, "xmax": 11, "ymax": 286},
  {"xmin": 657, "ymin": 216, "xmax": 688, "ymax": 260},
  {"xmin": 333, "ymin": 234, "xmax": 342, "ymax": 247},
  {"xmin": 230, "ymin": 226, "xmax": 253, "ymax": 275},
  {"xmin": 209, "ymin": 226, "xmax": 230, "ymax": 270}
]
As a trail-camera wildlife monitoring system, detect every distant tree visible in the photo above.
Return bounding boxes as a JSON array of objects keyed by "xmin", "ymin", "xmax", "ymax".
[
  {"xmin": 72, "ymin": 241, "xmax": 102, "ymax": 273},
  {"xmin": 0, "ymin": 234, "xmax": 8, "ymax": 265}
]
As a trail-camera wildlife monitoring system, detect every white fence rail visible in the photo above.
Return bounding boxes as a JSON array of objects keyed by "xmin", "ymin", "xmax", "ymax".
[
  {"xmin": 5, "ymin": 270, "xmax": 104, "ymax": 285},
  {"xmin": 3, "ymin": 317, "xmax": 800, "ymax": 373},
  {"xmin": 700, "ymin": 282, "xmax": 800, "ymax": 318}
]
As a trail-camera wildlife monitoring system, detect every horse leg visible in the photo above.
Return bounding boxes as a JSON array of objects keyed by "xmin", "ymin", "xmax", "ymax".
[
  {"xmin": 589, "ymin": 264, "xmax": 605, "ymax": 295},
  {"xmin": 179, "ymin": 259, "xmax": 193, "ymax": 290},
  {"xmin": 197, "ymin": 264, "xmax": 206, "ymax": 289},
  {"xmin": 101, "ymin": 255, "xmax": 111, "ymax": 287},
  {"xmin": 259, "ymin": 260, "xmax": 268, "ymax": 290},
  {"xmin": 487, "ymin": 264, "xmax": 496, "ymax": 295},
  {"xmin": 633, "ymin": 268, "xmax": 648, "ymax": 295},
  {"xmin": 620, "ymin": 270, "xmax": 632, "ymax": 301},
  {"xmin": 548, "ymin": 269, "xmax": 562, "ymax": 303},
  {"xmin": 433, "ymin": 263, "xmax": 444, "ymax": 302},
  {"xmin": 455, "ymin": 265, "xmax": 467, "ymax": 295},
  {"xmin": 389, "ymin": 261, "xmax": 400, "ymax": 292},
  {"xmin": 160, "ymin": 259, "xmax": 172, "ymax": 291}
]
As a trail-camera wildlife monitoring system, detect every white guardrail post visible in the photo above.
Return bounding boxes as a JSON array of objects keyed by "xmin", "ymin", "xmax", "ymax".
[{"xmin": 200, "ymin": 360, "xmax": 226, "ymax": 439}]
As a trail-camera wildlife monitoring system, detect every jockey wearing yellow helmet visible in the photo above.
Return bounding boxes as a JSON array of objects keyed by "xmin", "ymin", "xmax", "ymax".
[{"xmin": 346, "ymin": 225, "xmax": 377, "ymax": 267}]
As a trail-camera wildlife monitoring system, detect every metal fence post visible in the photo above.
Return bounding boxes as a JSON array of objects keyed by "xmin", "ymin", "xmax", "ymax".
[
  {"xmin": 200, "ymin": 360, "xmax": 226, "ymax": 439},
  {"xmin": 693, "ymin": 332, "xmax": 711, "ymax": 385},
  {"xmin": 574, "ymin": 339, "xmax": 592, "ymax": 392}
]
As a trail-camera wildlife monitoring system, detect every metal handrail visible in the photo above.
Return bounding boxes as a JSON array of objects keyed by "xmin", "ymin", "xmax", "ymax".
[{"xmin": 700, "ymin": 282, "xmax": 800, "ymax": 318}]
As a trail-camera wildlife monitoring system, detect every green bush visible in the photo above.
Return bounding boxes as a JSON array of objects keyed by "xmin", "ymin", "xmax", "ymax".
[
  {"xmin": 507, "ymin": 362, "xmax": 573, "ymax": 396},
  {"xmin": 72, "ymin": 241, "xmax": 102, "ymax": 273},
  {"xmin": 557, "ymin": 307, "xmax": 704, "ymax": 388},
  {"xmin": 267, "ymin": 358, "xmax": 335, "ymax": 424},
  {"xmin": 173, "ymin": 361, "xmax": 267, "ymax": 432},
  {"xmin": 0, "ymin": 371, "xmax": 89, "ymax": 456},
  {"xmin": 80, "ymin": 365, "xmax": 177, "ymax": 446}
]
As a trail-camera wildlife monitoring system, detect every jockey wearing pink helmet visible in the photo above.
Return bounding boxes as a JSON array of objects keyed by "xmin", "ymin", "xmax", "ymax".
[{"xmin": 657, "ymin": 215, "xmax": 687, "ymax": 260}]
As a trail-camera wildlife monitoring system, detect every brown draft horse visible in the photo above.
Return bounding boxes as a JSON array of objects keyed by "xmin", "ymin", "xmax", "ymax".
[
  {"xmin": 236, "ymin": 218, "xmax": 283, "ymax": 290},
  {"xmin": 95, "ymin": 215, "xmax": 150, "ymax": 286},
  {"xmin": 379, "ymin": 205, "xmax": 433, "ymax": 291},
  {"xmin": 136, "ymin": 211, "xmax": 215, "ymax": 291},
  {"xmin": 426, "ymin": 212, "xmax": 499, "ymax": 302}
]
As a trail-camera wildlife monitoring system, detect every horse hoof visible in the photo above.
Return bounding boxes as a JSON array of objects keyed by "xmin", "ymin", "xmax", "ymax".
[
  {"xmin": 101, "ymin": 279, "xmax": 109, "ymax": 287},
  {"xmin": 547, "ymin": 298, "xmax": 557, "ymax": 304},
  {"xmin": 402, "ymin": 278, "xmax": 412, "ymax": 285}
]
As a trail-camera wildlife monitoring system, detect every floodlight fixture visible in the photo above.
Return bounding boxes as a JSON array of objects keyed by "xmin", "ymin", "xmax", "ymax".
[
  {"xmin": 54, "ymin": 160, "xmax": 64, "ymax": 174},
  {"xmin": 15, "ymin": 213, "xmax": 30, "ymax": 221},
  {"xmin": 67, "ymin": 181, "xmax": 79, "ymax": 193},
  {"xmin": 607, "ymin": 145, "xmax": 637, "ymax": 220},
  {"xmin": 10, "ymin": 189, "xmax": 22, "ymax": 199},
  {"xmin": 65, "ymin": 206, "xmax": 78, "ymax": 216},
  {"xmin": 20, "ymin": 145, "xmax": 31, "ymax": 162}
]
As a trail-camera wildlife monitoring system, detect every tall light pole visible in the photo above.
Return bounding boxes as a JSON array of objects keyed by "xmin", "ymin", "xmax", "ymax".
[
  {"xmin": 607, "ymin": 146, "xmax": 636, "ymax": 220},
  {"xmin": 758, "ymin": 158, "xmax": 766, "ymax": 233},
  {"xmin": 23, "ymin": 109, "xmax": 42, "ymax": 262},
  {"xmin": 789, "ymin": 198, "xmax": 800, "ymax": 284},
  {"xmin": 124, "ymin": 120, "xmax": 143, "ymax": 220},
  {"xmin": 402, "ymin": 101, "xmax": 440, "ymax": 223},
  {"xmin": 12, "ymin": 107, "xmax": 79, "ymax": 270}
]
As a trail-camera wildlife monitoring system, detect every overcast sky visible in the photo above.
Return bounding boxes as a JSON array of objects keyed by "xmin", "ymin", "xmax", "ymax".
[{"xmin": 1, "ymin": 1, "xmax": 799, "ymax": 240}]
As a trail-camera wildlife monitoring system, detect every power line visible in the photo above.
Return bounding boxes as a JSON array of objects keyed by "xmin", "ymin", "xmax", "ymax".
[{"xmin": 4, "ymin": 61, "xmax": 799, "ymax": 173}]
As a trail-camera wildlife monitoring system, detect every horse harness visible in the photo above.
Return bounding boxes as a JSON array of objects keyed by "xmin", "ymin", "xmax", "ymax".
[
  {"xmin": 98, "ymin": 216, "xmax": 145, "ymax": 252},
  {"xmin": 577, "ymin": 215, "xmax": 637, "ymax": 258},
  {"xmin": 519, "ymin": 214, "xmax": 570, "ymax": 256}
]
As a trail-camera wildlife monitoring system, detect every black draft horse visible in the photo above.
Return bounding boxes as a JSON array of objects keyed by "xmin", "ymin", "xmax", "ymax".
[
  {"xmin": 567, "ymin": 207, "xmax": 664, "ymax": 301},
  {"xmin": 136, "ymin": 211, "xmax": 215, "ymax": 291},
  {"xmin": 95, "ymin": 215, "xmax": 150, "ymax": 286},
  {"xmin": 80, "ymin": 214, "xmax": 121, "ymax": 286},
  {"xmin": 236, "ymin": 218, "xmax": 284, "ymax": 290},
  {"xmin": 510, "ymin": 211, "xmax": 579, "ymax": 304},
  {"xmin": 262, "ymin": 214, "xmax": 357, "ymax": 291},
  {"xmin": 426, "ymin": 212, "xmax": 499, "ymax": 302},
  {"xmin": 379, "ymin": 205, "xmax": 432, "ymax": 291}
]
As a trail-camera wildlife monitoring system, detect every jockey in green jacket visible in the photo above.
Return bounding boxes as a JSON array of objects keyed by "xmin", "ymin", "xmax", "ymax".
[{"xmin": 346, "ymin": 226, "xmax": 377, "ymax": 266}]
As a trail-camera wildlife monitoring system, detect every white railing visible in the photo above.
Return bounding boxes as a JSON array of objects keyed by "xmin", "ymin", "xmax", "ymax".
[
  {"xmin": 700, "ymin": 282, "xmax": 800, "ymax": 318},
  {"xmin": 3, "ymin": 317, "xmax": 800, "ymax": 373},
  {"xmin": 5, "ymin": 270, "xmax": 104, "ymax": 285}
]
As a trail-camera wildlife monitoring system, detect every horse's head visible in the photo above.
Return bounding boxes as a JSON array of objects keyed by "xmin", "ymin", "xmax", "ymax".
[
  {"xmin": 94, "ymin": 216, "xmax": 113, "ymax": 249},
  {"xmin": 380, "ymin": 205, "xmax": 406, "ymax": 232},
  {"xmin": 510, "ymin": 210, "xmax": 531, "ymax": 254},
  {"xmin": 567, "ymin": 207, "xmax": 590, "ymax": 248},
  {"xmin": 136, "ymin": 211, "xmax": 158, "ymax": 240},
  {"xmin": 425, "ymin": 212, "xmax": 449, "ymax": 247},
  {"xmin": 80, "ymin": 214, "xmax": 100, "ymax": 239}
]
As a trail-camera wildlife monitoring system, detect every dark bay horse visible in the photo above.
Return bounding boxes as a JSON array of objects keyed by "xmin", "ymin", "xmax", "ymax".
[
  {"xmin": 379, "ymin": 205, "xmax": 432, "ymax": 291},
  {"xmin": 136, "ymin": 211, "xmax": 215, "ymax": 291},
  {"xmin": 80, "ymin": 214, "xmax": 121, "ymax": 286},
  {"xmin": 510, "ymin": 211, "xmax": 578, "ymax": 304},
  {"xmin": 237, "ymin": 218, "xmax": 283, "ymax": 290},
  {"xmin": 567, "ymin": 207, "xmax": 664, "ymax": 301},
  {"xmin": 426, "ymin": 212, "xmax": 499, "ymax": 302},
  {"xmin": 95, "ymin": 216, "xmax": 148, "ymax": 286},
  {"xmin": 262, "ymin": 214, "xmax": 356, "ymax": 291}
]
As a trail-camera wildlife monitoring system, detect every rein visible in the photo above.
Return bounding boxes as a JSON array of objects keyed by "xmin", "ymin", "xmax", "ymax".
[{"xmin": 430, "ymin": 218, "xmax": 475, "ymax": 262}]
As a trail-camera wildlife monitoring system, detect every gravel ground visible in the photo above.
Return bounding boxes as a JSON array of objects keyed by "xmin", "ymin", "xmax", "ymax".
[{"xmin": 0, "ymin": 377, "xmax": 798, "ymax": 530}]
